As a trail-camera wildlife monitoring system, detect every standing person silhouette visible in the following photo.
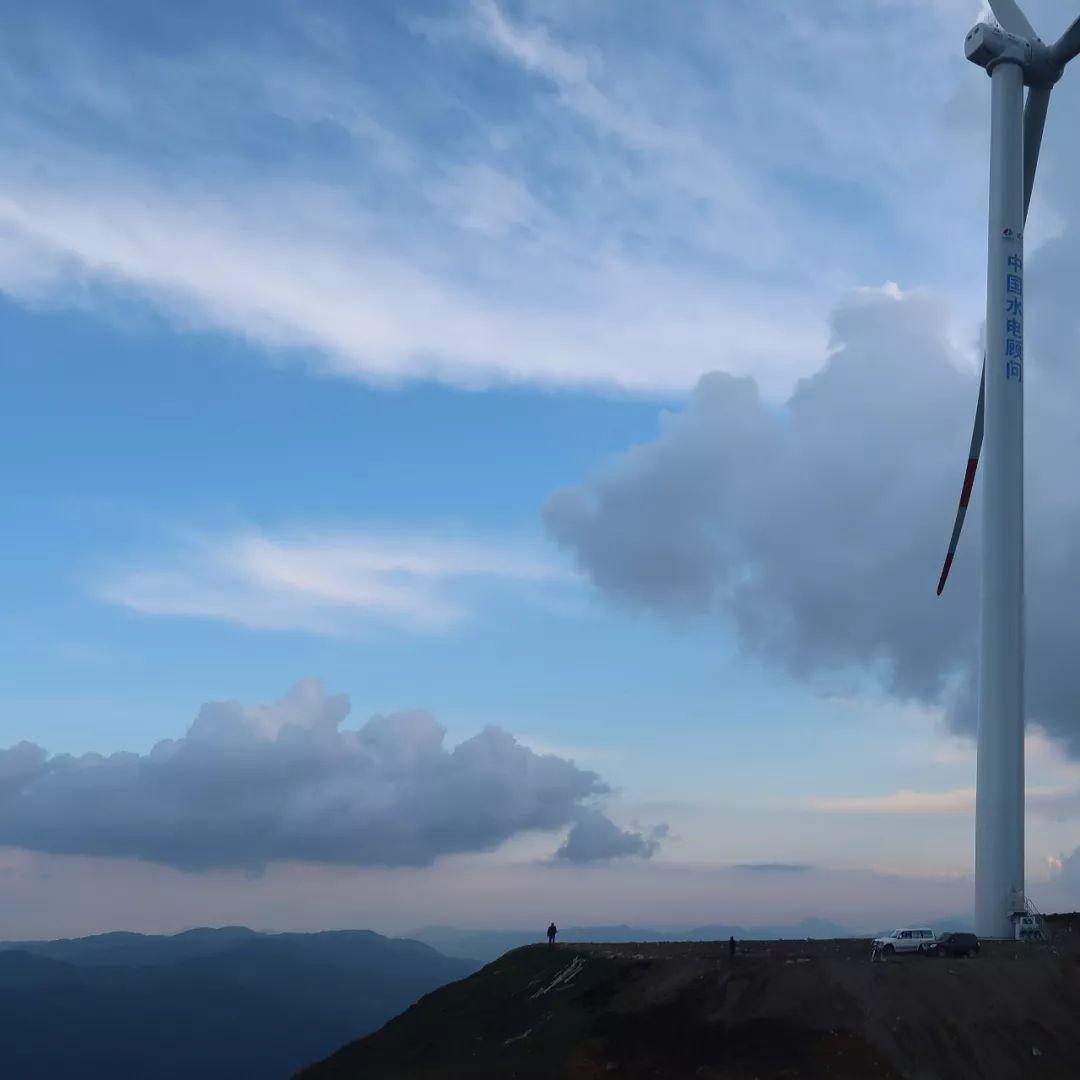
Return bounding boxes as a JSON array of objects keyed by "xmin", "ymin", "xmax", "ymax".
[{"xmin": 547, "ymin": 922, "xmax": 558, "ymax": 947}]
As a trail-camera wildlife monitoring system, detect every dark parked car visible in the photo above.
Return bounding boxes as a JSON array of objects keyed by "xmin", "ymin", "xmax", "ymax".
[{"xmin": 929, "ymin": 932, "xmax": 980, "ymax": 958}]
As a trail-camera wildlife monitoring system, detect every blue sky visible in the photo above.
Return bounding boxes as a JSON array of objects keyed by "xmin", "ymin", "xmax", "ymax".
[{"xmin": 2, "ymin": 0, "xmax": 1080, "ymax": 937}]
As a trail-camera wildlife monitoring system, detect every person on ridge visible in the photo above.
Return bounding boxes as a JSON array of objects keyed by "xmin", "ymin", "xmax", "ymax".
[{"xmin": 547, "ymin": 922, "xmax": 558, "ymax": 947}]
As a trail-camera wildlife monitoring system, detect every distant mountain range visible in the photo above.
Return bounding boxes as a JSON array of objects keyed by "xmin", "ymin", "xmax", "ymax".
[
  {"xmin": 0, "ymin": 915, "xmax": 976, "ymax": 1076},
  {"xmin": 0, "ymin": 926, "xmax": 476, "ymax": 1079},
  {"xmin": 411, "ymin": 917, "xmax": 852, "ymax": 962}
]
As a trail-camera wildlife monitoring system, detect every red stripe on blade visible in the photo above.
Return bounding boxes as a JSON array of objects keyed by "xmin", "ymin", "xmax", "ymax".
[
  {"xmin": 936, "ymin": 552, "xmax": 955, "ymax": 596},
  {"xmin": 959, "ymin": 458, "xmax": 979, "ymax": 509}
]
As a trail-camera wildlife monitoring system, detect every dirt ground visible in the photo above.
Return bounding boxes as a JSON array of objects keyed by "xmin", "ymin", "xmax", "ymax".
[{"xmin": 302, "ymin": 913, "xmax": 1080, "ymax": 1080}]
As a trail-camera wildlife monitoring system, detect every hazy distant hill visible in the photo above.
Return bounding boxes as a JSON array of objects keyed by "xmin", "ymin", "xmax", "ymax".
[
  {"xmin": 413, "ymin": 917, "xmax": 851, "ymax": 962},
  {"xmin": 0, "ymin": 927, "xmax": 475, "ymax": 1079}
]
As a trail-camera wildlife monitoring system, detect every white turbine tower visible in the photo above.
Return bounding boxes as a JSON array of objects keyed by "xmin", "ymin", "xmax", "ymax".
[{"xmin": 937, "ymin": 1, "xmax": 1080, "ymax": 939}]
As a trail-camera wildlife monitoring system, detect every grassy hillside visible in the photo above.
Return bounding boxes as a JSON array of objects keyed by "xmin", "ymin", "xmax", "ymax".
[{"xmin": 302, "ymin": 914, "xmax": 1080, "ymax": 1079}]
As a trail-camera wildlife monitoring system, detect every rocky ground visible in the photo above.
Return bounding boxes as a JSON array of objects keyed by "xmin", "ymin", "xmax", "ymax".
[{"xmin": 300, "ymin": 913, "xmax": 1080, "ymax": 1079}]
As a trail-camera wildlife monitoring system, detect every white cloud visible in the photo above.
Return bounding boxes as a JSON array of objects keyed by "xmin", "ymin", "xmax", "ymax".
[
  {"xmin": 547, "ymin": 286, "xmax": 974, "ymax": 691},
  {"xmin": 0, "ymin": 679, "xmax": 662, "ymax": 870},
  {"xmin": 0, "ymin": 0, "xmax": 1013, "ymax": 398},
  {"xmin": 813, "ymin": 784, "xmax": 1078, "ymax": 817},
  {"xmin": 98, "ymin": 527, "xmax": 571, "ymax": 636},
  {"xmin": 0, "ymin": 179, "xmax": 829, "ymax": 397},
  {"xmin": 430, "ymin": 164, "xmax": 542, "ymax": 237},
  {"xmin": 545, "ymin": 275, "xmax": 1080, "ymax": 754},
  {"xmin": 553, "ymin": 808, "xmax": 666, "ymax": 863},
  {"xmin": 813, "ymin": 788, "xmax": 976, "ymax": 814}
]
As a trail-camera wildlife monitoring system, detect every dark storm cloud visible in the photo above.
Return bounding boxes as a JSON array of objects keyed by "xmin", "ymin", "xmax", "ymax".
[
  {"xmin": 0, "ymin": 680, "xmax": 653, "ymax": 869},
  {"xmin": 554, "ymin": 809, "xmax": 667, "ymax": 863},
  {"xmin": 545, "ymin": 282, "xmax": 1080, "ymax": 754}
]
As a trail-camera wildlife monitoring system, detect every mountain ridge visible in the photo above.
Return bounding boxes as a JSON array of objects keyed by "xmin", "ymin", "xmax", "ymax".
[
  {"xmin": 0, "ymin": 925, "xmax": 476, "ymax": 1079},
  {"xmin": 302, "ymin": 913, "xmax": 1080, "ymax": 1079},
  {"xmin": 410, "ymin": 916, "xmax": 853, "ymax": 961}
]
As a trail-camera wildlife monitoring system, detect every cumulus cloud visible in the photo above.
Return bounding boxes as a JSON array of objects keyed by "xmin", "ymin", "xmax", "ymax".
[
  {"xmin": 549, "ymin": 287, "xmax": 973, "ymax": 694},
  {"xmin": 546, "ymin": 281, "xmax": 1080, "ymax": 754},
  {"xmin": 0, "ymin": 680, "xmax": 659, "ymax": 870},
  {"xmin": 554, "ymin": 809, "xmax": 666, "ymax": 864}
]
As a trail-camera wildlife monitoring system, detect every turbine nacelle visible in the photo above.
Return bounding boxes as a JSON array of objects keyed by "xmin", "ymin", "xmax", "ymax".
[{"xmin": 965, "ymin": 22, "xmax": 1062, "ymax": 87}]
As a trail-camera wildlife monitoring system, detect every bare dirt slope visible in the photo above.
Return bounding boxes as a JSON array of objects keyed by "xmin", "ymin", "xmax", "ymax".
[{"xmin": 300, "ymin": 914, "xmax": 1080, "ymax": 1079}]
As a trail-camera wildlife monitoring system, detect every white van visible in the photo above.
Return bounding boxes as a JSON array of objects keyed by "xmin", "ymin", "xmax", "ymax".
[{"xmin": 873, "ymin": 927, "xmax": 936, "ymax": 955}]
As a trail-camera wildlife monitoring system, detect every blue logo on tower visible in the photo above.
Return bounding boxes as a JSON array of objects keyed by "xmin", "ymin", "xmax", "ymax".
[{"xmin": 1005, "ymin": 252, "xmax": 1023, "ymax": 382}]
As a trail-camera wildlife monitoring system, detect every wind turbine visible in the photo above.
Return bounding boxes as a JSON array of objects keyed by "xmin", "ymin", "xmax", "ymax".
[{"xmin": 937, "ymin": 1, "xmax": 1080, "ymax": 939}]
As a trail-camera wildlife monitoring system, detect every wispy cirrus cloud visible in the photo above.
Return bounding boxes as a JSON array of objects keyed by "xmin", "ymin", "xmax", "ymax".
[
  {"xmin": 0, "ymin": 180, "xmax": 818, "ymax": 396},
  {"xmin": 0, "ymin": 0, "xmax": 1006, "ymax": 398},
  {"xmin": 812, "ymin": 786, "xmax": 1078, "ymax": 816},
  {"xmin": 812, "ymin": 788, "xmax": 977, "ymax": 815},
  {"xmin": 733, "ymin": 863, "xmax": 811, "ymax": 873},
  {"xmin": 98, "ymin": 527, "xmax": 572, "ymax": 637}
]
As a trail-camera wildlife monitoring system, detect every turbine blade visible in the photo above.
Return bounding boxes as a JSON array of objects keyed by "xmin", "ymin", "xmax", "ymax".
[
  {"xmin": 1023, "ymin": 84, "xmax": 1052, "ymax": 218},
  {"xmin": 1050, "ymin": 14, "xmax": 1080, "ymax": 66},
  {"xmin": 937, "ymin": 367, "xmax": 985, "ymax": 595},
  {"xmin": 987, "ymin": 0, "xmax": 1038, "ymax": 40},
  {"xmin": 938, "ymin": 78, "xmax": 1044, "ymax": 596}
]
